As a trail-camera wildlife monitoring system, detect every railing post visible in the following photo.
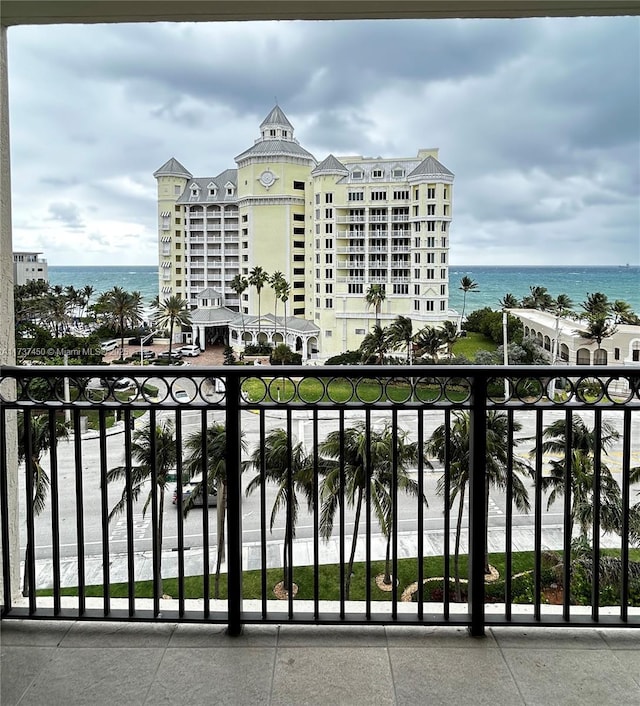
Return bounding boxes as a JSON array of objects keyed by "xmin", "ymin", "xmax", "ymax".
[
  {"xmin": 225, "ymin": 371, "xmax": 243, "ymax": 636},
  {"xmin": 468, "ymin": 373, "xmax": 487, "ymax": 637}
]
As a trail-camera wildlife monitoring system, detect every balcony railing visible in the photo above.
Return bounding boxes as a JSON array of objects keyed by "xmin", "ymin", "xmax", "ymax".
[{"xmin": 1, "ymin": 365, "xmax": 639, "ymax": 637}]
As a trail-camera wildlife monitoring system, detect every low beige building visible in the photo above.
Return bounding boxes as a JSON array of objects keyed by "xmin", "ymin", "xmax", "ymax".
[{"xmin": 13, "ymin": 251, "xmax": 48, "ymax": 286}]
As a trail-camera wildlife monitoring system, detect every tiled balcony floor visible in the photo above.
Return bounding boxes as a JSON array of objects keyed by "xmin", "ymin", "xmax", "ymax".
[{"xmin": 1, "ymin": 620, "xmax": 639, "ymax": 705}]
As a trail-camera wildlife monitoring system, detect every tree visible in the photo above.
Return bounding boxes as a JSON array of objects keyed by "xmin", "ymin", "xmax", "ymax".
[
  {"xmin": 581, "ymin": 292, "xmax": 611, "ymax": 318},
  {"xmin": 95, "ymin": 286, "xmax": 144, "ymax": 359},
  {"xmin": 319, "ymin": 422, "xmax": 424, "ymax": 596},
  {"xmin": 279, "ymin": 279, "xmax": 291, "ymax": 344},
  {"xmin": 499, "ymin": 293, "xmax": 519, "ymax": 309},
  {"xmin": 521, "ymin": 286, "xmax": 553, "ymax": 311},
  {"xmin": 153, "ymin": 295, "xmax": 192, "ymax": 357},
  {"xmin": 387, "ymin": 315, "xmax": 414, "ymax": 364},
  {"xmin": 365, "ymin": 284, "xmax": 386, "ymax": 328},
  {"xmin": 106, "ymin": 419, "xmax": 176, "ymax": 596},
  {"xmin": 578, "ymin": 315, "xmax": 617, "ymax": 354},
  {"xmin": 17, "ymin": 411, "xmax": 70, "ymax": 595},
  {"xmin": 249, "ymin": 266, "xmax": 269, "ymax": 339},
  {"xmin": 611, "ymin": 300, "xmax": 640, "ymax": 325},
  {"xmin": 183, "ymin": 422, "xmax": 247, "ymax": 598},
  {"xmin": 426, "ymin": 411, "xmax": 532, "ymax": 598},
  {"xmin": 458, "ymin": 276, "xmax": 479, "ymax": 321},
  {"xmin": 359, "ymin": 324, "xmax": 390, "ymax": 365},
  {"xmin": 270, "ymin": 271, "xmax": 285, "ymax": 341},
  {"xmin": 246, "ymin": 428, "xmax": 314, "ymax": 593},
  {"xmin": 532, "ymin": 415, "xmax": 623, "ymax": 542},
  {"xmin": 230, "ymin": 275, "xmax": 249, "ymax": 348},
  {"xmin": 413, "ymin": 325, "xmax": 444, "ymax": 361},
  {"xmin": 440, "ymin": 320, "xmax": 459, "ymax": 357}
]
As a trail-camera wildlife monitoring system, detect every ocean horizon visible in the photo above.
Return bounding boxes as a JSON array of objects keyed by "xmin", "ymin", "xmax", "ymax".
[{"xmin": 48, "ymin": 264, "xmax": 640, "ymax": 315}]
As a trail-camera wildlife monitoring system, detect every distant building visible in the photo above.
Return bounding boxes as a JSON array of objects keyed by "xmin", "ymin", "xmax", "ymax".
[
  {"xmin": 510, "ymin": 308, "xmax": 640, "ymax": 367},
  {"xmin": 154, "ymin": 105, "xmax": 456, "ymax": 358},
  {"xmin": 13, "ymin": 251, "xmax": 48, "ymax": 286}
]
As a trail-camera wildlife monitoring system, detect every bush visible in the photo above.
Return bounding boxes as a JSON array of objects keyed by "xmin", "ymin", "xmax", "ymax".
[
  {"xmin": 244, "ymin": 343, "xmax": 273, "ymax": 355},
  {"xmin": 463, "ymin": 307, "xmax": 523, "ymax": 345},
  {"xmin": 325, "ymin": 350, "xmax": 362, "ymax": 365},
  {"xmin": 270, "ymin": 344, "xmax": 302, "ymax": 365},
  {"xmin": 223, "ymin": 346, "xmax": 236, "ymax": 365}
]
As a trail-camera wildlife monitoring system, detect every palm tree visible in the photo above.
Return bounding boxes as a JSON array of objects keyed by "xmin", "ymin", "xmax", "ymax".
[
  {"xmin": 249, "ymin": 266, "xmax": 269, "ymax": 339},
  {"xmin": 183, "ymin": 422, "xmax": 247, "ymax": 598},
  {"xmin": 578, "ymin": 315, "xmax": 617, "ymax": 355},
  {"xmin": 359, "ymin": 324, "xmax": 389, "ymax": 364},
  {"xmin": 106, "ymin": 419, "xmax": 176, "ymax": 596},
  {"xmin": 440, "ymin": 320, "xmax": 459, "ymax": 357},
  {"xmin": 611, "ymin": 300, "xmax": 640, "ymax": 325},
  {"xmin": 499, "ymin": 293, "xmax": 519, "ymax": 309},
  {"xmin": 17, "ymin": 411, "xmax": 70, "ymax": 595},
  {"xmin": 153, "ymin": 295, "xmax": 192, "ymax": 357},
  {"xmin": 246, "ymin": 428, "xmax": 314, "ymax": 593},
  {"xmin": 81, "ymin": 284, "xmax": 95, "ymax": 318},
  {"xmin": 458, "ymin": 276, "xmax": 479, "ymax": 321},
  {"xmin": 426, "ymin": 411, "xmax": 532, "ymax": 598},
  {"xmin": 533, "ymin": 415, "xmax": 623, "ymax": 541},
  {"xmin": 230, "ymin": 275, "xmax": 248, "ymax": 348},
  {"xmin": 413, "ymin": 325, "xmax": 444, "ymax": 361},
  {"xmin": 96, "ymin": 286, "xmax": 144, "ymax": 359},
  {"xmin": 365, "ymin": 284, "xmax": 386, "ymax": 328},
  {"xmin": 319, "ymin": 422, "xmax": 425, "ymax": 596},
  {"xmin": 581, "ymin": 292, "xmax": 611, "ymax": 318},
  {"xmin": 280, "ymin": 280, "xmax": 291, "ymax": 345},
  {"xmin": 270, "ymin": 271, "xmax": 285, "ymax": 342},
  {"xmin": 387, "ymin": 315, "xmax": 414, "ymax": 364}
]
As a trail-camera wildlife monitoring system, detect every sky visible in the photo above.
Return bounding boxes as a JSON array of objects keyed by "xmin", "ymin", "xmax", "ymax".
[{"xmin": 7, "ymin": 16, "xmax": 640, "ymax": 267}]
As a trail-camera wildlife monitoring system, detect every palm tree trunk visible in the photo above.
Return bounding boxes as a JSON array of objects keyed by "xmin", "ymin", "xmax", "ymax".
[
  {"xmin": 158, "ymin": 489, "xmax": 165, "ymax": 597},
  {"xmin": 22, "ymin": 542, "xmax": 31, "ymax": 597},
  {"xmin": 214, "ymin": 481, "xmax": 227, "ymax": 599},
  {"xmin": 345, "ymin": 487, "xmax": 364, "ymax": 600},
  {"xmin": 484, "ymin": 476, "xmax": 490, "ymax": 575},
  {"xmin": 454, "ymin": 483, "xmax": 466, "ymax": 602},
  {"xmin": 384, "ymin": 532, "xmax": 392, "ymax": 585},
  {"xmin": 168, "ymin": 318, "xmax": 174, "ymax": 356}
]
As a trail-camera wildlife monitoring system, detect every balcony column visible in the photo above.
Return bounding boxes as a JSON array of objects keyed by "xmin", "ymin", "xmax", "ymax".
[{"xmin": 0, "ymin": 24, "xmax": 20, "ymax": 599}]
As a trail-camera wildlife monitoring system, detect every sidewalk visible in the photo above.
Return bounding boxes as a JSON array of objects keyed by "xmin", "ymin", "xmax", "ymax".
[{"xmin": 31, "ymin": 525, "xmax": 623, "ymax": 591}]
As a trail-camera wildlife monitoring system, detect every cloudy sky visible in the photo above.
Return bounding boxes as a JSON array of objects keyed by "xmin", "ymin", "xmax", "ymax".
[{"xmin": 7, "ymin": 16, "xmax": 639, "ymax": 267}]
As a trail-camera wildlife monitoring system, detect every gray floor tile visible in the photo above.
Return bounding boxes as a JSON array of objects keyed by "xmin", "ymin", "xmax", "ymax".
[
  {"xmin": 390, "ymin": 646, "xmax": 522, "ymax": 705},
  {"xmin": 0, "ymin": 619, "xmax": 72, "ymax": 646},
  {"xmin": 0, "ymin": 646, "xmax": 55, "ymax": 706},
  {"xmin": 491, "ymin": 627, "xmax": 608, "ymax": 649},
  {"xmin": 271, "ymin": 647, "xmax": 394, "ymax": 706},
  {"xmin": 386, "ymin": 624, "xmax": 498, "ymax": 647},
  {"xmin": 15, "ymin": 647, "xmax": 163, "ymax": 706},
  {"xmin": 278, "ymin": 624, "xmax": 388, "ymax": 647},
  {"xmin": 613, "ymin": 650, "xmax": 640, "ymax": 687},
  {"xmin": 146, "ymin": 647, "xmax": 275, "ymax": 705},
  {"xmin": 503, "ymin": 648, "xmax": 640, "ymax": 705},
  {"xmin": 61, "ymin": 621, "xmax": 176, "ymax": 647},
  {"xmin": 168, "ymin": 622, "xmax": 278, "ymax": 647}
]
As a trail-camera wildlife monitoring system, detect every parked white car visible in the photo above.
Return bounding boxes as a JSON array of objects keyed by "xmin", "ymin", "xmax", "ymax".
[{"xmin": 179, "ymin": 344, "xmax": 201, "ymax": 357}]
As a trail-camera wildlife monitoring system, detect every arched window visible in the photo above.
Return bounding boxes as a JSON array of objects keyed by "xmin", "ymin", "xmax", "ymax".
[
  {"xmin": 594, "ymin": 349, "xmax": 608, "ymax": 365},
  {"xmin": 576, "ymin": 348, "xmax": 590, "ymax": 365},
  {"xmin": 560, "ymin": 343, "xmax": 569, "ymax": 361},
  {"xmin": 544, "ymin": 335, "xmax": 551, "ymax": 351}
]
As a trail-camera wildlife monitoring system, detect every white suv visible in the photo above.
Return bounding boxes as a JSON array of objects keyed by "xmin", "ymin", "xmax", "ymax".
[{"xmin": 180, "ymin": 344, "xmax": 201, "ymax": 357}]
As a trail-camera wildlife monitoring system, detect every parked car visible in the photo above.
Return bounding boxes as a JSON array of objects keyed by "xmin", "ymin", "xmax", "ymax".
[
  {"xmin": 172, "ymin": 480, "xmax": 217, "ymax": 507},
  {"xmin": 100, "ymin": 339, "xmax": 118, "ymax": 353},
  {"xmin": 173, "ymin": 389, "xmax": 190, "ymax": 403},
  {"xmin": 179, "ymin": 344, "xmax": 201, "ymax": 357},
  {"xmin": 100, "ymin": 377, "xmax": 134, "ymax": 390},
  {"xmin": 158, "ymin": 350, "xmax": 182, "ymax": 360},
  {"xmin": 139, "ymin": 349, "xmax": 155, "ymax": 360}
]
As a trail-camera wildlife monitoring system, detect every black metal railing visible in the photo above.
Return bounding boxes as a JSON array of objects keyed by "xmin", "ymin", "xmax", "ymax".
[{"xmin": 1, "ymin": 364, "xmax": 639, "ymax": 636}]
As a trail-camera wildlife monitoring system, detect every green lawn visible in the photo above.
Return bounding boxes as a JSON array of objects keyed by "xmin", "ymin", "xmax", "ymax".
[{"xmin": 452, "ymin": 332, "xmax": 497, "ymax": 358}]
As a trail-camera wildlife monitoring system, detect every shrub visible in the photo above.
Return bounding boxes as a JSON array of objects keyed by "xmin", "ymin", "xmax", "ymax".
[
  {"xmin": 244, "ymin": 343, "xmax": 273, "ymax": 355},
  {"xmin": 270, "ymin": 344, "xmax": 302, "ymax": 365},
  {"xmin": 463, "ymin": 307, "xmax": 523, "ymax": 345},
  {"xmin": 325, "ymin": 350, "xmax": 363, "ymax": 365}
]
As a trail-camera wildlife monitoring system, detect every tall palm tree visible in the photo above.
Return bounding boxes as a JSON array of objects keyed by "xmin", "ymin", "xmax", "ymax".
[
  {"xmin": 280, "ymin": 280, "xmax": 291, "ymax": 345},
  {"xmin": 183, "ymin": 422, "xmax": 247, "ymax": 598},
  {"xmin": 249, "ymin": 266, "xmax": 269, "ymax": 339},
  {"xmin": 230, "ymin": 274, "xmax": 248, "ymax": 348},
  {"xmin": 152, "ymin": 295, "xmax": 192, "ymax": 357},
  {"xmin": 319, "ymin": 422, "xmax": 424, "ymax": 596},
  {"xmin": 413, "ymin": 325, "xmax": 444, "ymax": 361},
  {"xmin": 246, "ymin": 428, "xmax": 314, "ymax": 592},
  {"xmin": 581, "ymin": 292, "xmax": 611, "ymax": 318},
  {"xmin": 387, "ymin": 315, "xmax": 414, "ymax": 364},
  {"xmin": 17, "ymin": 411, "xmax": 70, "ymax": 595},
  {"xmin": 577, "ymin": 316, "xmax": 617, "ymax": 355},
  {"xmin": 96, "ymin": 286, "xmax": 144, "ymax": 359},
  {"xmin": 81, "ymin": 284, "xmax": 95, "ymax": 318},
  {"xmin": 440, "ymin": 320, "xmax": 459, "ymax": 357},
  {"xmin": 611, "ymin": 299, "xmax": 639, "ymax": 325},
  {"xmin": 499, "ymin": 293, "xmax": 519, "ymax": 309},
  {"xmin": 270, "ymin": 271, "xmax": 285, "ymax": 342},
  {"xmin": 106, "ymin": 419, "xmax": 176, "ymax": 596},
  {"xmin": 426, "ymin": 411, "xmax": 532, "ymax": 598},
  {"xmin": 359, "ymin": 324, "xmax": 389, "ymax": 365},
  {"xmin": 365, "ymin": 284, "xmax": 386, "ymax": 328},
  {"xmin": 458, "ymin": 276, "xmax": 479, "ymax": 321},
  {"xmin": 533, "ymin": 415, "xmax": 623, "ymax": 541}
]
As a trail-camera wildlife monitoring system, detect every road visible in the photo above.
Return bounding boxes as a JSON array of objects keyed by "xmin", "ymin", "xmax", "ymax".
[{"xmin": 20, "ymin": 405, "xmax": 640, "ymax": 562}]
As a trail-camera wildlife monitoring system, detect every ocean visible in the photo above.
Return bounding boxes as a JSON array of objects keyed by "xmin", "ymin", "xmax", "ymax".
[{"xmin": 49, "ymin": 264, "xmax": 640, "ymax": 315}]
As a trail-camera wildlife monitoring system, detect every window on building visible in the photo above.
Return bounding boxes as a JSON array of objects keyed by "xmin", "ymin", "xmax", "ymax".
[
  {"xmin": 441, "ymin": 237, "xmax": 447, "ymax": 247},
  {"xmin": 414, "ymin": 300, "xmax": 420, "ymax": 311},
  {"xmin": 426, "ymin": 301, "xmax": 435, "ymax": 311},
  {"xmin": 315, "ymin": 194, "xmax": 320, "ymax": 204},
  {"xmin": 325, "ymin": 254, "xmax": 333, "ymax": 264},
  {"xmin": 414, "ymin": 284, "xmax": 420, "ymax": 296},
  {"xmin": 414, "ymin": 268, "xmax": 421, "ymax": 279},
  {"xmin": 294, "ymin": 294, "xmax": 305, "ymax": 302},
  {"xmin": 426, "ymin": 221, "xmax": 435, "ymax": 231},
  {"xmin": 293, "ymin": 181, "xmax": 305, "ymax": 190},
  {"xmin": 348, "ymin": 191, "xmax": 364, "ymax": 201},
  {"xmin": 426, "ymin": 253, "xmax": 434, "ymax": 263},
  {"xmin": 315, "ymin": 283, "xmax": 321, "ymax": 293},
  {"xmin": 293, "ymin": 213, "xmax": 305, "ymax": 221},
  {"xmin": 393, "ymin": 284, "xmax": 409, "ymax": 294},
  {"xmin": 293, "ymin": 240, "xmax": 305, "ymax": 248},
  {"xmin": 242, "ymin": 214, "xmax": 248, "ymax": 222},
  {"xmin": 348, "ymin": 284, "xmax": 364, "ymax": 294},
  {"xmin": 270, "ymin": 129, "xmax": 276, "ymax": 136},
  {"xmin": 325, "ymin": 299, "xmax": 333, "ymax": 308},
  {"xmin": 426, "ymin": 269, "xmax": 435, "ymax": 279},
  {"xmin": 175, "ymin": 217, "xmax": 181, "ymax": 224},
  {"xmin": 352, "ymin": 169, "xmax": 363, "ymax": 180},
  {"xmin": 293, "ymin": 228, "xmax": 305, "ymax": 236},
  {"xmin": 316, "ymin": 297, "xmax": 321, "ymax": 307},
  {"xmin": 174, "ymin": 185, "xmax": 181, "ymax": 195},
  {"xmin": 325, "ymin": 208, "xmax": 333, "ymax": 218},
  {"xmin": 393, "ymin": 168, "xmax": 405, "ymax": 178},
  {"xmin": 325, "ymin": 283, "xmax": 333, "ymax": 294},
  {"xmin": 294, "ymin": 254, "xmax": 305, "ymax": 262},
  {"xmin": 371, "ymin": 191, "xmax": 387, "ymax": 201},
  {"xmin": 440, "ymin": 301, "xmax": 446, "ymax": 311},
  {"xmin": 441, "ymin": 253, "xmax": 447, "ymax": 263},
  {"xmin": 414, "ymin": 253, "xmax": 421, "ymax": 263},
  {"xmin": 444, "ymin": 186, "xmax": 448, "ymax": 199},
  {"xmin": 426, "ymin": 237, "xmax": 435, "ymax": 248},
  {"xmin": 633, "ymin": 349, "xmax": 640, "ymax": 362},
  {"xmin": 427, "ymin": 204, "xmax": 436, "ymax": 215},
  {"xmin": 325, "ymin": 238, "xmax": 333, "ymax": 249},
  {"xmin": 414, "ymin": 188, "xmax": 419, "ymax": 199},
  {"xmin": 316, "ymin": 268, "xmax": 321, "ymax": 279},
  {"xmin": 372, "ymin": 169, "xmax": 383, "ymax": 178},
  {"xmin": 294, "ymin": 307, "xmax": 305, "ymax": 315},
  {"xmin": 614, "ymin": 348, "xmax": 621, "ymax": 360},
  {"xmin": 440, "ymin": 284, "xmax": 446, "ymax": 295},
  {"xmin": 293, "ymin": 281, "xmax": 304, "ymax": 289},
  {"xmin": 242, "ymin": 255, "xmax": 248, "ymax": 262},
  {"xmin": 325, "ymin": 193, "xmax": 333, "ymax": 203},
  {"xmin": 427, "ymin": 186, "xmax": 436, "ymax": 199},
  {"xmin": 441, "ymin": 268, "xmax": 447, "ymax": 279},
  {"xmin": 325, "ymin": 268, "xmax": 333, "ymax": 279},
  {"xmin": 393, "ymin": 190, "xmax": 410, "ymax": 200},
  {"xmin": 325, "ymin": 223, "xmax": 333, "ymax": 234},
  {"xmin": 444, "ymin": 205, "xmax": 449, "ymax": 216},
  {"xmin": 315, "ymin": 224, "xmax": 320, "ymax": 234}
]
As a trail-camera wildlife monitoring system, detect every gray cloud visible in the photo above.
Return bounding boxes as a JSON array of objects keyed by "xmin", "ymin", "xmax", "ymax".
[{"xmin": 7, "ymin": 16, "xmax": 639, "ymax": 267}]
